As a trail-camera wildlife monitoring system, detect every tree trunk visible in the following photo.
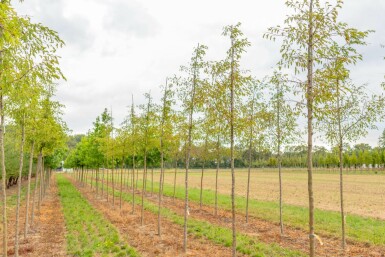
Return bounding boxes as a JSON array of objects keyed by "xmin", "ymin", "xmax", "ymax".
[
  {"xmin": 230, "ymin": 33, "xmax": 237, "ymax": 257},
  {"xmin": 101, "ymin": 167, "xmax": 104, "ymax": 197},
  {"xmin": 31, "ymin": 150, "xmax": 42, "ymax": 226},
  {"xmin": 215, "ymin": 135, "xmax": 220, "ymax": 216},
  {"xmin": 158, "ymin": 151, "xmax": 164, "ymax": 236},
  {"xmin": 183, "ymin": 44, "xmax": 201, "ymax": 252},
  {"xmin": 15, "ymin": 117, "xmax": 26, "ymax": 257},
  {"xmin": 277, "ymin": 81, "xmax": 284, "ymax": 235},
  {"xmin": 0, "ymin": 94, "xmax": 7, "ymax": 257},
  {"xmin": 199, "ymin": 162, "xmax": 204, "ymax": 209},
  {"xmin": 120, "ymin": 158, "xmax": 124, "ymax": 209},
  {"xmin": 151, "ymin": 167, "xmax": 154, "ymax": 196},
  {"xmin": 132, "ymin": 155, "xmax": 135, "ymax": 214},
  {"xmin": 24, "ymin": 141, "xmax": 35, "ymax": 238},
  {"xmin": 141, "ymin": 153, "xmax": 147, "ymax": 225},
  {"xmin": 173, "ymin": 158, "xmax": 177, "ymax": 201},
  {"xmin": 337, "ymin": 79, "xmax": 346, "ymax": 249},
  {"xmin": 246, "ymin": 95, "xmax": 254, "ymax": 223},
  {"xmin": 246, "ymin": 137, "xmax": 252, "ymax": 223},
  {"xmin": 307, "ymin": 1, "xmax": 315, "ymax": 255}
]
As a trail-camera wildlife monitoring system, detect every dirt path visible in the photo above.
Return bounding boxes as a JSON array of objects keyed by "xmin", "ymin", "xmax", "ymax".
[
  {"xmin": 68, "ymin": 176, "xmax": 241, "ymax": 257},
  {"xmin": 6, "ymin": 174, "xmax": 67, "ymax": 256},
  {"xmin": 143, "ymin": 191, "xmax": 385, "ymax": 257}
]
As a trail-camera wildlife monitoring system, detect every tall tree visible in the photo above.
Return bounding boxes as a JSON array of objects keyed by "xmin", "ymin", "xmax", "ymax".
[
  {"xmin": 176, "ymin": 43, "xmax": 207, "ymax": 252},
  {"xmin": 267, "ymin": 72, "xmax": 298, "ymax": 235},
  {"xmin": 264, "ymin": 1, "xmax": 370, "ymax": 255},
  {"xmin": 223, "ymin": 23, "xmax": 251, "ymax": 256},
  {"xmin": 316, "ymin": 52, "xmax": 383, "ymax": 248},
  {"xmin": 157, "ymin": 78, "xmax": 174, "ymax": 236}
]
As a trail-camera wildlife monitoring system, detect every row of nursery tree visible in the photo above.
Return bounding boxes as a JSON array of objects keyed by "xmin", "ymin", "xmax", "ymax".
[
  {"xmin": 66, "ymin": 1, "xmax": 385, "ymax": 257},
  {"xmin": 0, "ymin": 1, "xmax": 68, "ymax": 256},
  {"xmin": 67, "ymin": 132, "xmax": 385, "ymax": 170}
]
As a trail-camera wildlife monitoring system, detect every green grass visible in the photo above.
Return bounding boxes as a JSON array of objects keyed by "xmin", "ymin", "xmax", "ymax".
[
  {"xmin": 57, "ymin": 175, "xmax": 140, "ymax": 257},
  {"xmin": 138, "ymin": 179, "xmax": 385, "ymax": 246},
  {"xmin": 88, "ymin": 177, "xmax": 306, "ymax": 257}
]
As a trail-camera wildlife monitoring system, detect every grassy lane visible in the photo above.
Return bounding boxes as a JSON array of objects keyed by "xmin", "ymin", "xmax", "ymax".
[
  {"xmin": 83, "ymin": 176, "xmax": 306, "ymax": 257},
  {"xmin": 57, "ymin": 175, "xmax": 139, "ymax": 257}
]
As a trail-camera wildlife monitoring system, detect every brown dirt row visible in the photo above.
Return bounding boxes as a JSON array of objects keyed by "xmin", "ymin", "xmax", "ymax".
[
  {"xmin": 143, "ymin": 191, "xmax": 385, "ymax": 257},
  {"xmin": 4, "ymin": 175, "xmax": 67, "ymax": 256},
  {"xmin": 68, "ymin": 176, "xmax": 243, "ymax": 257}
]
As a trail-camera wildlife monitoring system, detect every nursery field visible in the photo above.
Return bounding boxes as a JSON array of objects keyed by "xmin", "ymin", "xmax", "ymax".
[
  {"xmin": 3, "ymin": 169, "xmax": 385, "ymax": 256},
  {"xmin": 161, "ymin": 168, "xmax": 385, "ymax": 219}
]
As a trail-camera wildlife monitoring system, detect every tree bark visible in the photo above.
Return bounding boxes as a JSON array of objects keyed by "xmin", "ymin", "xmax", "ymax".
[
  {"xmin": 15, "ymin": 117, "xmax": 26, "ymax": 257},
  {"xmin": 24, "ymin": 141, "xmax": 34, "ymax": 238},
  {"xmin": 307, "ymin": 1, "xmax": 315, "ymax": 255},
  {"xmin": 0, "ymin": 93, "xmax": 7, "ymax": 257},
  {"xmin": 31, "ymin": 150, "xmax": 42, "ymax": 226},
  {"xmin": 337, "ymin": 79, "xmax": 346, "ymax": 249},
  {"xmin": 173, "ymin": 158, "xmax": 177, "ymax": 201},
  {"xmin": 230, "ymin": 33, "xmax": 237, "ymax": 257},
  {"xmin": 215, "ymin": 134, "xmax": 220, "ymax": 216}
]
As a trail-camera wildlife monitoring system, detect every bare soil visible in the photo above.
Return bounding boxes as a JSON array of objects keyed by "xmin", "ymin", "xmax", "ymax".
[{"xmin": 4, "ymin": 175, "xmax": 67, "ymax": 256}]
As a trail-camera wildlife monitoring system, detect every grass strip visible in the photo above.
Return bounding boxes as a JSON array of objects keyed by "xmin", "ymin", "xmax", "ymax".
[{"xmin": 57, "ymin": 175, "xmax": 140, "ymax": 257}]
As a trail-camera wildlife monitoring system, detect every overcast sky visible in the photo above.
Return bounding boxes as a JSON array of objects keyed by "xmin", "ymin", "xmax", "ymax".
[{"xmin": 13, "ymin": 0, "xmax": 385, "ymax": 147}]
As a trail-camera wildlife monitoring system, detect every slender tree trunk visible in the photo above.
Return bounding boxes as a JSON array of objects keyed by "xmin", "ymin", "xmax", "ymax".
[
  {"xmin": 278, "ymin": 144, "xmax": 283, "ymax": 235},
  {"xmin": 158, "ymin": 80, "xmax": 168, "ymax": 236},
  {"xmin": 173, "ymin": 158, "xmax": 177, "ymax": 201},
  {"xmin": 246, "ymin": 95, "xmax": 254, "ymax": 223},
  {"xmin": 199, "ymin": 162, "xmax": 204, "ymax": 209},
  {"xmin": 151, "ymin": 167, "xmax": 154, "ymax": 196},
  {"xmin": 31, "ymin": 150, "xmax": 42, "ymax": 226},
  {"xmin": 101, "ymin": 167, "xmax": 104, "ymax": 197},
  {"xmin": 215, "ymin": 135, "xmax": 220, "ymax": 216},
  {"xmin": 230, "ymin": 34, "xmax": 237, "ymax": 257},
  {"xmin": 136, "ymin": 168, "xmax": 139, "ymax": 189},
  {"xmin": 112, "ymin": 162, "xmax": 115, "ymax": 207},
  {"xmin": 120, "ymin": 158, "xmax": 124, "ymax": 209},
  {"xmin": 0, "ymin": 93, "xmax": 7, "ymax": 257},
  {"xmin": 38, "ymin": 156, "xmax": 44, "ymax": 212},
  {"xmin": 337, "ymin": 79, "xmax": 346, "ymax": 249},
  {"xmin": 277, "ymin": 81, "xmax": 284, "ymax": 235},
  {"xmin": 15, "ymin": 117, "xmax": 26, "ymax": 257},
  {"xmin": 141, "ymin": 153, "xmax": 147, "ymax": 225},
  {"xmin": 183, "ymin": 45, "xmax": 199, "ymax": 253},
  {"xmin": 307, "ymin": 1, "xmax": 315, "ymax": 255},
  {"xmin": 132, "ymin": 155, "xmax": 135, "ymax": 214},
  {"xmin": 246, "ymin": 136, "xmax": 252, "ymax": 223},
  {"xmin": 96, "ymin": 168, "xmax": 99, "ymax": 196},
  {"xmin": 106, "ymin": 166, "xmax": 109, "ymax": 202},
  {"xmin": 158, "ymin": 151, "xmax": 164, "ymax": 235},
  {"xmin": 24, "ymin": 141, "xmax": 34, "ymax": 238}
]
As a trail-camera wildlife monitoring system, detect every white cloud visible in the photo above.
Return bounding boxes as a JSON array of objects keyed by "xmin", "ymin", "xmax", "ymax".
[{"xmin": 13, "ymin": 0, "xmax": 385, "ymax": 147}]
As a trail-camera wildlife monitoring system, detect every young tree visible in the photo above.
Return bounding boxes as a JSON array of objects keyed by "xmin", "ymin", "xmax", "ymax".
[
  {"xmin": 222, "ymin": 23, "xmax": 251, "ymax": 256},
  {"xmin": 138, "ymin": 92, "xmax": 158, "ymax": 225},
  {"xmin": 157, "ymin": 78, "xmax": 175, "ymax": 236},
  {"xmin": 264, "ymin": 1, "xmax": 370, "ymax": 255},
  {"xmin": 205, "ymin": 60, "xmax": 228, "ymax": 216},
  {"xmin": 316, "ymin": 58, "xmax": 384, "ymax": 248},
  {"xmin": 241, "ymin": 79, "xmax": 267, "ymax": 223},
  {"xmin": 176, "ymin": 43, "xmax": 207, "ymax": 252},
  {"xmin": 267, "ymin": 72, "xmax": 298, "ymax": 234}
]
